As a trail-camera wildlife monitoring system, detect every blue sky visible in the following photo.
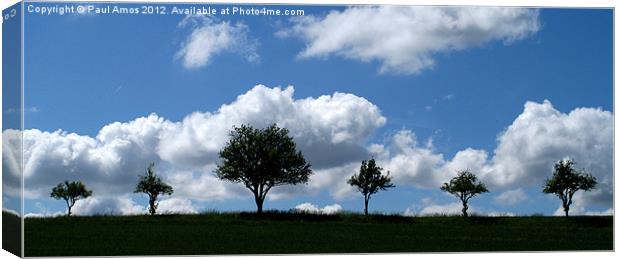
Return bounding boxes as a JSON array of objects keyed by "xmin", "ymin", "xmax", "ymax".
[{"xmin": 6, "ymin": 3, "xmax": 612, "ymax": 217}]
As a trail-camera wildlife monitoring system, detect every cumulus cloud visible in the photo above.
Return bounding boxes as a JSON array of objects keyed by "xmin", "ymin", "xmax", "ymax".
[
  {"xmin": 552, "ymin": 196, "xmax": 614, "ymax": 216},
  {"xmin": 295, "ymin": 202, "xmax": 343, "ymax": 214},
  {"xmin": 157, "ymin": 197, "xmax": 200, "ymax": 214},
  {"xmin": 375, "ymin": 100, "xmax": 612, "ymax": 213},
  {"xmin": 49, "ymin": 195, "xmax": 198, "ymax": 216},
  {"xmin": 158, "ymin": 85, "xmax": 386, "ymax": 170},
  {"xmin": 176, "ymin": 15, "xmax": 259, "ymax": 69},
  {"xmin": 418, "ymin": 202, "xmax": 464, "ymax": 216},
  {"xmin": 4, "ymin": 82, "xmax": 611, "ymax": 216},
  {"xmin": 269, "ymin": 162, "xmax": 359, "ymax": 201},
  {"xmin": 494, "ymin": 188, "xmax": 528, "ymax": 206},
  {"xmin": 5, "ymin": 85, "xmax": 385, "ymax": 215},
  {"xmin": 73, "ymin": 196, "xmax": 145, "ymax": 216},
  {"xmin": 17, "ymin": 115, "xmax": 173, "ymax": 199},
  {"xmin": 279, "ymin": 6, "xmax": 540, "ymax": 74},
  {"xmin": 2, "ymin": 129, "xmax": 22, "ymax": 197}
]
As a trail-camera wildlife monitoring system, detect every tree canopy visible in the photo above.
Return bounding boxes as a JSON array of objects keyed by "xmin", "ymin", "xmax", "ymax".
[
  {"xmin": 440, "ymin": 170, "xmax": 488, "ymax": 217},
  {"xmin": 50, "ymin": 180, "xmax": 92, "ymax": 216},
  {"xmin": 543, "ymin": 159, "xmax": 597, "ymax": 217},
  {"xmin": 347, "ymin": 159, "xmax": 394, "ymax": 215},
  {"xmin": 134, "ymin": 163, "xmax": 174, "ymax": 215},
  {"xmin": 215, "ymin": 124, "xmax": 312, "ymax": 213}
]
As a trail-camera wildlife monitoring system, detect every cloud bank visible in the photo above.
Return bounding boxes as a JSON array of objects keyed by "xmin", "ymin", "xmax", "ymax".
[
  {"xmin": 5, "ymin": 85, "xmax": 386, "ymax": 214},
  {"xmin": 279, "ymin": 6, "xmax": 540, "ymax": 74},
  {"xmin": 370, "ymin": 100, "xmax": 612, "ymax": 212},
  {"xmin": 3, "ymin": 86, "xmax": 612, "ymax": 216}
]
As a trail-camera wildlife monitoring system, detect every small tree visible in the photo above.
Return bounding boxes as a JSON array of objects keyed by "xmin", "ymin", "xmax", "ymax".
[
  {"xmin": 543, "ymin": 159, "xmax": 597, "ymax": 217},
  {"xmin": 347, "ymin": 159, "xmax": 394, "ymax": 215},
  {"xmin": 134, "ymin": 163, "xmax": 174, "ymax": 215},
  {"xmin": 440, "ymin": 170, "xmax": 488, "ymax": 217},
  {"xmin": 216, "ymin": 124, "xmax": 312, "ymax": 214},
  {"xmin": 50, "ymin": 181, "xmax": 92, "ymax": 216}
]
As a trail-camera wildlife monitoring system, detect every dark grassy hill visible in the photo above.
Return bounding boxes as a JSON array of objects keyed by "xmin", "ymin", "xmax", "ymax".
[
  {"xmin": 24, "ymin": 211, "xmax": 613, "ymax": 256},
  {"xmin": 2, "ymin": 211, "xmax": 21, "ymax": 257}
]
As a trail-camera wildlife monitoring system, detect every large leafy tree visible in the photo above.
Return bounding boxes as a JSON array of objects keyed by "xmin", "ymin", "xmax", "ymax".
[
  {"xmin": 134, "ymin": 163, "xmax": 174, "ymax": 215},
  {"xmin": 543, "ymin": 159, "xmax": 597, "ymax": 217},
  {"xmin": 440, "ymin": 170, "xmax": 489, "ymax": 217},
  {"xmin": 50, "ymin": 181, "xmax": 93, "ymax": 216},
  {"xmin": 215, "ymin": 124, "xmax": 312, "ymax": 214},
  {"xmin": 347, "ymin": 159, "xmax": 394, "ymax": 215}
]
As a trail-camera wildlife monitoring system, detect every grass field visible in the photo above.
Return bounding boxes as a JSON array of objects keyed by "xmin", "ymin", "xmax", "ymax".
[
  {"xmin": 24, "ymin": 211, "xmax": 613, "ymax": 256},
  {"xmin": 2, "ymin": 212, "xmax": 21, "ymax": 257}
]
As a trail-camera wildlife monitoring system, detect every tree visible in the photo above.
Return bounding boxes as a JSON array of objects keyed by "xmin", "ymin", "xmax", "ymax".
[
  {"xmin": 215, "ymin": 124, "xmax": 312, "ymax": 214},
  {"xmin": 440, "ymin": 170, "xmax": 489, "ymax": 217},
  {"xmin": 543, "ymin": 159, "xmax": 597, "ymax": 217},
  {"xmin": 134, "ymin": 163, "xmax": 174, "ymax": 215},
  {"xmin": 50, "ymin": 181, "xmax": 92, "ymax": 216},
  {"xmin": 347, "ymin": 159, "xmax": 394, "ymax": 215}
]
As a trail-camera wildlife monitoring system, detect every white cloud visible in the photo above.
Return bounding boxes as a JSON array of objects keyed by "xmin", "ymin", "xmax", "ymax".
[
  {"xmin": 374, "ymin": 100, "xmax": 612, "ymax": 214},
  {"xmin": 274, "ymin": 98, "xmax": 613, "ymax": 215},
  {"xmin": 494, "ymin": 188, "xmax": 527, "ymax": 206},
  {"xmin": 157, "ymin": 197, "xmax": 199, "ymax": 214},
  {"xmin": 406, "ymin": 198, "xmax": 516, "ymax": 217},
  {"xmin": 73, "ymin": 196, "xmax": 145, "ymax": 216},
  {"xmin": 157, "ymin": 85, "xmax": 386, "ymax": 170},
  {"xmin": 165, "ymin": 168, "xmax": 248, "ymax": 202},
  {"xmin": 4, "ymin": 83, "xmax": 611, "ymax": 216},
  {"xmin": 280, "ymin": 6, "xmax": 539, "ymax": 74},
  {"xmin": 418, "ymin": 202, "xmax": 464, "ymax": 216},
  {"xmin": 484, "ymin": 100, "xmax": 613, "ymax": 210},
  {"xmin": 376, "ymin": 130, "xmax": 452, "ymax": 189},
  {"xmin": 269, "ymin": 162, "xmax": 360, "ymax": 201},
  {"xmin": 2, "ymin": 129, "xmax": 22, "ymax": 198},
  {"xmin": 552, "ymin": 206, "xmax": 613, "ymax": 216},
  {"xmin": 552, "ymin": 195, "xmax": 614, "ymax": 216},
  {"xmin": 295, "ymin": 202, "xmax": 342, "ymax": 214},
  {"xmin": 5, "ymin": 85, "xmax": 385, "ymax": 215},
  {"xmin": 176, "ymin": 15, "xmax": 259, "ymax": 69},
  {"xmin": 24, "ymin": 211, "xmax": 65, "ymax": 218}
]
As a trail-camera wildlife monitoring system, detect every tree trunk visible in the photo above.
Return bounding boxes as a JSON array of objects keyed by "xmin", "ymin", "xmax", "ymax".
[
  {"xmin": 255, "ymin": 195, "xmax": 264, "ymax": 214},
  {"xmin": 149, "ymin": 197, "xmax": 157, "ymax": 215},
  {"xmin": 364, "ymin": 196, "xmax": 369, "ymax": 215},
  {"xmin": 563, "ymin": 203, "xmax": 570, "ymax": 217},
  {"xmin": 462, "ymin": 201, "xmax": 468, "ymax": 217},
  {"xmin": 65, "ymin": 199, "xmax": 72, "ymax": 217}
]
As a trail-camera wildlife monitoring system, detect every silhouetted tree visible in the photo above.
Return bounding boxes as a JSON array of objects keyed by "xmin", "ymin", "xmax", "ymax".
[
  {"xmin": 348, "ymin": 159, "xmax": 394, "ymax": 215},
  {"xmin": 216, "ymin": 124, "xmax": 312, "ymax": 214},
  {"xmin": 440, "ymin": 170, "xmax": 488, "ymax": 217},
  {"xmin": 50, "ymin": 181, "xmax": 92, "ymax": 216},
  {"xmin": 134, "ymin": 163, "xmax": 174, "ymax": 215},
  {"xmin": 543, "ymin": 159, "xmax": 597, "ymax": 217}
]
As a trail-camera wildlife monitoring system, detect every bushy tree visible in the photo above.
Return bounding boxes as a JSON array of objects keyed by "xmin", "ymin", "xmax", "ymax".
[
  {"xmin": 134, "ymin": 163, "xmax": 174, "ymax": 215},
  {"xmin": 543, "ymin": 159, "xmax": 597, "ymax": 217},
  {"xmin": 440, "ymin": 170, "xmax": 488, "ymax": 217},
  {"xmin": 50, "ymin": 181, "xmax": 92, "ymax": 216},
  {"xmin": 216, "ymin": 124, "xmax": 312, "ymax": 214},
  {"xmin": 347, "ymin": 159, "xmax": 394, "ymax": 215}
]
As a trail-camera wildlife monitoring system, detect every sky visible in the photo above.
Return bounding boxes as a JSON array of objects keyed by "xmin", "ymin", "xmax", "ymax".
[{"xmin": 2, "ymin": 3, "xmax": 613, "ymax": 217}]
